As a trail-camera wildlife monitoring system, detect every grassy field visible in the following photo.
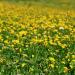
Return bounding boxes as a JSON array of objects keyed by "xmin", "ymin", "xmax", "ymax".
[
  {"xmin": 1, "ymin": 0, "xmax": 75, "ymax": 9},
  {"xmin": 0, "ymin": 0, "xmax": 75, "ymax": 75}
]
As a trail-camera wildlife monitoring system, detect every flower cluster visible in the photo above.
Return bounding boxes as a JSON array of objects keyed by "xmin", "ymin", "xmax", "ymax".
[{"xmin": 0, "ymin": 2, "xmax": 75, "ymax": 75}]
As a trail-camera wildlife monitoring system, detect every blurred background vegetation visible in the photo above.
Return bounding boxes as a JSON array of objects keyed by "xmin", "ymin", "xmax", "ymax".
[{"xmin": 0, "ymin": 0, "xmax": 75, "ymax": 9}]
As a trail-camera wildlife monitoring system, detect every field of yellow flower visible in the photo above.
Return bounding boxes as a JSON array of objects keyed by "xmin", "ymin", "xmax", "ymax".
[{"xmin": 0, "ymin": 2, "xmax": 75, "ymax": 75}]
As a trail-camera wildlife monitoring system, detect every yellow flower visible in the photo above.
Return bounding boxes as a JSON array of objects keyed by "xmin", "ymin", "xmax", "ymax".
[
  {"xmin": 71, "ymin": 60, "xmax": 75, "ymax": 62},
  {"xmin": 33, "ymin": 29, "xmax": 37, "ymax": 34},
  {"xmin": 70, "ymin": 60, "xmax": 75, "ymax": 69},
  {"xmin": 49, "ymin": 57, "xmax": 55, "ymax": 61},
  {"xmin": 37, "ymin": 39, "xmax": 43, "ymax": 43},
  {"xmin": 0, "ymin": 35, "xmax": 2, "ymax": 40},
  {"xmin": 0, "ymin": 29, "xmax": 2, "ymax": 32},
  {"xmin": 64, "ymin": 67, "xmax": 69, "ymax": 73},
  {"xmin": 44, "ymin": 40, "xmax": 48, "ymax": 46},
  {"xmin": 72, "ymin": 55, "xmax": 75, "ymax": 59},
  {"xmin": 61, "ymin": 61, "xmax": 65, "ymax": 64},
  {"xmin": 57, "ymin": 41, "xmax": 62, "ymax": 45},
  {"xmin": 10, "ymin": 30, "xmax": 14, "ymax": 34},
  {"xmin": 49, "ymin": 64, "xmax": 54, "ymax": 68},
  {"xmin": 4, "ymin": 40, "xmax": 9, "ymax": 44},
  {"xmin": 49, "ymin": 57, "xmax": 55, "ymax": 64},
  {"xmin": 31, "ymin": 38, "xmax": 37, "ymax": 44},
  {"xmin": 21, "ymin": 25, "xmax": 25, "ymax": 28},
  {"xmin": 12, "ymin": 40, "xmax": 19, "ymax": 44},
  {"xmin": 19, "ymin": 31, "xmax": 27, "ymax": 36},
  {"xmin": 61, "ymin": 44, "xmax": 67, "ymax": 48},
  {"xmin": 0, "ymin": 58, "xmax": 5, "ymax": 63},
  {"xmin": 49, "ymin": 40, "xmax": 54, "ymax": 45}
]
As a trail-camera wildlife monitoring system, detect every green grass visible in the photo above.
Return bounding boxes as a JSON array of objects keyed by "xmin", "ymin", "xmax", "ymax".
[{"xmin": 0, "ymin": 0, "xmax": 75, "ymax": 9}]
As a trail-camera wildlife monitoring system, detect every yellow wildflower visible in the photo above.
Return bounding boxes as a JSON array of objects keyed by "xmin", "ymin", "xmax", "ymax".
[
  {"xmin": 71, "ymin": 60, "xmax": 75, "ymax": 62},
  {"xmin": 61, "ymin": 44, "xmax": 67, "ymax": 48},
  {"xmin": 72, "ymin": 55, "xmax": 75, "ymax": 59},
  {"xmin": 0, "ymin": 35, "xmax": 2, "ymax": 40},
  {"xmin": 49, "ymin": 57, "xmax": 55, "ymax": 64},
  {"xmin": 10, "ymin": 30, "xmax": 14, "ymax": 34},
  {"xmin": 4, "ymin": 40, "xmax": 9, "ymax": 44},
  {"xmin": 49, "ymin": 64, "xmax": 54, "ymax": 68},
  {"xmin": 19, "ymin": 31, "xmax": 27, "ymax": 36},
  {"xmin": 12, "ymin": 40, "xmax": 19, "ymax": 44},
  {"xmin": 64, "ymin": 67, "xmax": 69, "ymax": 73},
  {"xmin": 21, "ymin": 63, "xmax": 26, "ymax": 67}
]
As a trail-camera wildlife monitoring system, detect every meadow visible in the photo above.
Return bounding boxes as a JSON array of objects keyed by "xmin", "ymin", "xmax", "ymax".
[{"xmin": 0, "ymin": 1, "xmax": 75, "ymax": 75}]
